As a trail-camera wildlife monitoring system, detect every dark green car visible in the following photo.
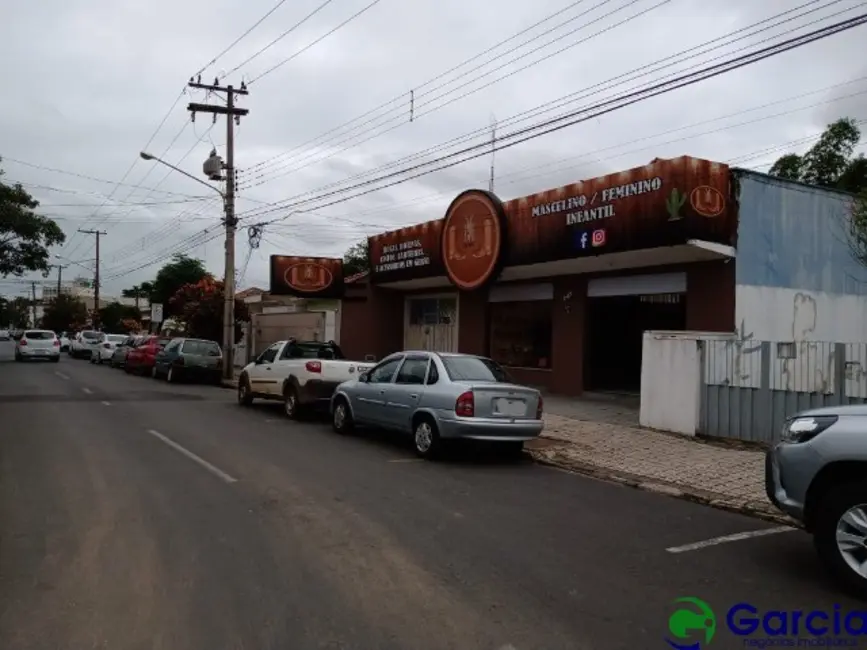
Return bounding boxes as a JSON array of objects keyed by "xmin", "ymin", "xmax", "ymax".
[{"xmin": 152, "ymin": 337, "xmax": 222, "ymax": 384}]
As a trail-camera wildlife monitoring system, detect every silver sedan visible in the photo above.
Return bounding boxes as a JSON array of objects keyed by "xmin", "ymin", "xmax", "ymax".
[{"xmin": 330, "ymin": 351, "xmax": 544, "ymax": 459}]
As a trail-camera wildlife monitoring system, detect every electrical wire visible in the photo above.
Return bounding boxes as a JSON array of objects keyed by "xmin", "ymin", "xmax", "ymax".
[{"xmin": 241, "ymin": 0, "xmax": 850, "ymax": 191}]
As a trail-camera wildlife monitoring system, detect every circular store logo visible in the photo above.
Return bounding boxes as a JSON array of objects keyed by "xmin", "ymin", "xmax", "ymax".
[
  {"xmin": 441, "ymin": 189, "xmax": 506, "ymax": 291},
  {"xmin": 283, "ymin": 260, "xmax": 334, "ymax": 293},
  {"xmin": 689, "ymin": 186, "xmax": 726, "ymax": 218}
]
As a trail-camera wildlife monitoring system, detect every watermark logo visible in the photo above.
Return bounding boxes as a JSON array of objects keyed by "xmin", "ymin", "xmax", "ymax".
[{"xmin": 666, "ymin": 597, "xmax": 716, "ymax": 649}]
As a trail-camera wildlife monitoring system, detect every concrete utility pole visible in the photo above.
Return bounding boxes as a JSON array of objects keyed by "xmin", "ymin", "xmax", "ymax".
[
  {"xmin": 50, "ymin": 264, "xmax": 67, "ymax": 296},
  {"xmin": 77, "ymin": 229, "xmax": 107, "ymax": 328},
  {"xmin": 30, "ymin": 282, "xmax": 37, "ymax": 327},
  {"xmin": 187, "ymin": 76, "xmax": 249, "ymax": 381}
]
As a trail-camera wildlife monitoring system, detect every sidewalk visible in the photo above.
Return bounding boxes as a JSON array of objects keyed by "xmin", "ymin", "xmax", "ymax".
[{"xmin": 529, "ymin": 407, "xmax": 789, "ymax": 525}]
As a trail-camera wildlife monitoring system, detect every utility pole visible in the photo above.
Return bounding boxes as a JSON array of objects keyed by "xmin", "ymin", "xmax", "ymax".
[
  {"xmin": 50, "ymin": 264, "xmax": 67, "ymax": 296},
  {"xmin": 77, "ymin": 229, "xmax": 106, "ymax": 328},
  {"xmin": 30, "ymin": 282, "xmax": 37, "ymax": 327},
  {"xmin": 187, "ymin": 76, "xmax": 249, "ymax": 381},
  {"xmin": 489, "ymin": 114, "xmax": 497, "ymax": 194}
]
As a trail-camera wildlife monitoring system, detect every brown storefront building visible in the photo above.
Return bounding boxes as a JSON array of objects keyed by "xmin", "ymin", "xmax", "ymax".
[{"xmin": 339, "ymin": 156, "xmax": 738, "ymax": 396}]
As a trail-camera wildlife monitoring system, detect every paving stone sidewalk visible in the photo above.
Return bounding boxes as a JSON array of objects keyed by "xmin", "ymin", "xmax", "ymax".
[{"xmin": 530, "ymin": 413, "xmax": 793, "ymax": 524}]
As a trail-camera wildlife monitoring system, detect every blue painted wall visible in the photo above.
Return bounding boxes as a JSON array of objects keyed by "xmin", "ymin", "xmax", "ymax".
[{"xmin": 734, "ymin": 170, "xmax": 867, "ymax": 295}]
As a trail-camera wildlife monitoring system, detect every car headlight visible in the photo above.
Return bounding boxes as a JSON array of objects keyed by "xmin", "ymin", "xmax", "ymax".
[{"xmin": 781, "ymin": 415, "xmax": 838, "ymax": 443}]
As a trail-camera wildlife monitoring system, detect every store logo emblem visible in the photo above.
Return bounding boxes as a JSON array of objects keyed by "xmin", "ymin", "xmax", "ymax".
[
  {"xmin": 591, "ymin": 229, "xmax": 606, "ymax": 247},
  {"xmin": 666, "ymin": 597, "xmax": 716, "ymax": 649}
]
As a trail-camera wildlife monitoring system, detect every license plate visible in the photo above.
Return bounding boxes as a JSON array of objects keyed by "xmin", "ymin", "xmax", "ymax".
[{"xmin": 493, "ymin": 398, "xmax": 526, "ymax": 417}]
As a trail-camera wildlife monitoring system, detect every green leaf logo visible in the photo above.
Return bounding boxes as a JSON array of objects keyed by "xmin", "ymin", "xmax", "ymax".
[
  {"xmin": 666, "ymin": 597, "xmax": 716, "ymax": 649},
  {"xmin": 666, "ymin": 188, "xmax": 687, "ymax": 221}
]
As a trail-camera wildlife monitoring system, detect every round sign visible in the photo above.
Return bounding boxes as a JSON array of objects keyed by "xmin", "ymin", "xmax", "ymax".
[
  {"xmin": 283, "ymin": 261, "xmax": 334, "ymax": 293},
  {"xmin": 690, "ymin": 185, "xmax": 726, "ymax": 218},
  {"xmin": 441, "ymin": 189, "xmax": 506, "ymax": 291}
]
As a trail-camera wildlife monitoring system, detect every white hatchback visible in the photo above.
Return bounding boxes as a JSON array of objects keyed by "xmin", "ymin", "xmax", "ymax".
[
  {"xmin": 15, "ymin": 330, "xmax": 61, "ymax": 362},
  {"xmin": 91, "ymin": 333, "xmax": 129, "ymax": 364}
]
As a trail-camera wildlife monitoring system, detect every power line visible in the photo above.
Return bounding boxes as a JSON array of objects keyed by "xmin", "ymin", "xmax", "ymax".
[{"xmin": 241, "ymin": 0, "xmax": 848, "ymax": 191}]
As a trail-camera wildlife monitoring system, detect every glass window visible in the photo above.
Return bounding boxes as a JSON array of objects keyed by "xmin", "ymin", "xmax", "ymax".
[
  {"xmin": 395, "ymin": 357, "xmax": 429, "ymax": 385},
  {"xmin": 280, "ymin": 341, "xmax": 345, "ymax": 360},
  {"xmin": 157, "ymin": 338, "xmax": 172, "ymax": 350},
  {"xmin": 24, "ymin": 330, "xmax": 54, "ymax": 340},
  {"xmin": 182, "ymin": 340, "xmax": 220, "ymax": 355},
  {"xmin": 426, "ymin": 362, "xmax": 439, "ymax": 385},
  {"xmin": 368, "ymin": 358, "xmax": 401, "ymax": 384},
  {"xmin": 260, "ymin": 344, "xmax": 280, "ymax": 363},
  {"xmin": 107, "ymin": 335, "xmax": 126, "ymax": 343},
  {"xmin": 489, "ymin": 300, "xmax": 553, "ymax": 369},
  {"xmin": 442, "ymin": 356, "xmax": 511, "ymax": 383},
  {"xmin": 164, "ymin": 339, "xmax": 182, "ymax": 352},
  {"xmin": 81, "ymin": 331, "xmax": 100, "ymax": 340}
]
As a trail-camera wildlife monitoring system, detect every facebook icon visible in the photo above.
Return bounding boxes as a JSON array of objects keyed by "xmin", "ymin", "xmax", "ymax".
[{"xmin": 573, "ymin": 230, "xmax": 589, "ymax": 249}]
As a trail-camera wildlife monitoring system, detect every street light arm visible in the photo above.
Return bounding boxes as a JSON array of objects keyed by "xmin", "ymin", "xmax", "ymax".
[{"xmin": 139, "ymin": 151, "xmax": 225, "ymax": 198}]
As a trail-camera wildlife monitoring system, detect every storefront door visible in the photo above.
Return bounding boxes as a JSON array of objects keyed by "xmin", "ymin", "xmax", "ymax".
[{"xmin": 404, "ymin": 296, "xmax": 458, "ymax": 352}]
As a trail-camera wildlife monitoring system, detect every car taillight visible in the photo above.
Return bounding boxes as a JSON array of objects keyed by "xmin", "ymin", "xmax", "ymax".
[
  {"xmin": 305, "ymin": 360, "xmax": 322, "ymax": 373},
  {"xmin": 455, "ymin": 391, "xmax": 474, "ymax": 417},
  {"xmin": 19, "ymin": 339, "xmax": 27, "ymax": 346},
  {"xmin": 54, "ymin": 340, "xmax": 61, "ymax": 347},
  {"xmin": 536, "ymin": 394, "xmax": 543, "ymax": 420}
]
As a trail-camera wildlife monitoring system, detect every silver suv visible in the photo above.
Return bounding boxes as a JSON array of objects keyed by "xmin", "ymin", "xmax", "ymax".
[{"xmin": 766, "ymin": 404, "xmax": 867, "ymax": 596}]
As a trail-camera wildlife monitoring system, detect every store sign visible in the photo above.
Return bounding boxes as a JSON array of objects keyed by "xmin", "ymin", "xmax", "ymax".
[
  {"xmin": 368, "ymin": 219, "xmax": 445, "ymax": 283},
  {"xmin": 505, "ymin": 156, "xmax": 734, "ymax": 266},
  {"xmin": 269, "ymin": 255, "xmax": 344, "ymax": 298},
  {"xmin": 442, "ymin": 189, "xmax": 506, "ymax": 291}
]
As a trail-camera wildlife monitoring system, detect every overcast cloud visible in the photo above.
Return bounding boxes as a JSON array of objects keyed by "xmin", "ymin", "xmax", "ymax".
[{"xmin": 1, "ymin": 0, "xmax": 866, "ymax": 297}]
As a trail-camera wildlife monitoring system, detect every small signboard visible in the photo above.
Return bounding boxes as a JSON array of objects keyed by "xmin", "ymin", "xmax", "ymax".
[{"xmin": 150, "ymin": 303, "xmax": 163, "ymax": 322}]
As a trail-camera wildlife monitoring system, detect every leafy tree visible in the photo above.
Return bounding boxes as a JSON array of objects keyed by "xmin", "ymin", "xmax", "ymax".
[
  {"xmin": 169, "ymin": 276, "xmax": 249, "ymax": 345},
  {"xmin": 343, "ymin": 240, "xmax": 369, "ymax": 276},
  {"xmin": 0, "ymin": 162, "xmax": 66, "ymax": 276},
  {"xmin": 151, "ymin": 255, "xmax": 208, "ymax": 317},
  {"xmin": 99, "ymin": 301, "xmax": 141, "ymax": 333},
  {"xmin": 0, "ymin": 296, "xmax": 30, "ymax": 328},
  {"xmin": 41, "ymin": 294, "xmax": 88, "ymax": 333},
  {"xmin": 122, "ymin": 281, "xmax": 154, "ymax": 310}
]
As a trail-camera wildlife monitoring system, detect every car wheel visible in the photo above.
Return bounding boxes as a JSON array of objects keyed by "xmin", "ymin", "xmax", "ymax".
[
  {"xmin": 814, "ymin": 481, "xmax": 867, "ymax": 598},
  {"xmin": 413, "ymin": 416, "xmax": 442, "ymax": 459},
  {"xmin": 14, "ymin": 354, "xmax": 22, "ymax": 362},
  {"xmin": 237, "ymin": 376, "xmax": 254, "ymax": 406},
  {"xmin": 283, "ymin": 385, "xmax": 301, "ymax": 420},
  {"xmin": 166, "ymin": 367, "xmax": 175, "ymax": 383},
  {"xmin": 332, "ymin": 397, "xmax": 354, "ymax": 434},
  {"xmin": 151, "ymin": 366, "xmax": 159, "ymax": 379}
]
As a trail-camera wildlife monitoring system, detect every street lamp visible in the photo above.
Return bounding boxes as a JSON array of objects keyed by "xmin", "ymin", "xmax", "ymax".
[{"xmin": 139, "ymin": 149, "xmax": 236, "ymax": 383}]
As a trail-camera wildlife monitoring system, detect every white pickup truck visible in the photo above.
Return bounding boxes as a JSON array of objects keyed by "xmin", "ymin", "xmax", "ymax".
[{"xmin": 237, "ymin": 339, "xmax": 374, "ymax": 419}]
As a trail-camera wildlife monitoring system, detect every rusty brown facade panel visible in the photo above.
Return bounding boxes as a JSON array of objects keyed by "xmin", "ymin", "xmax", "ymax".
[{"xmin": 685, "ymin": 260, "xmax": 736, "ymax": 332}]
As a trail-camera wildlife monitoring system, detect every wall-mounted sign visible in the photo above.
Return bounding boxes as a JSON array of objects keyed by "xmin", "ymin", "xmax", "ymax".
[
  {"xmin": 441, "ymin": 189, "xmax": 506, "ymax": 291},
  {"xmin": 269, "ymin": 256, "xmax": 344, "ymax": 298},
  {"xmin": 368, "ymin": 219, "xmax": 444, "ymax": 283}
]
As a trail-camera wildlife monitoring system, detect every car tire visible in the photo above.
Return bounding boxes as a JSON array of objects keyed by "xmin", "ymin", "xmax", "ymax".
[
  {"xmin": 332, "ymin": 397, "xmax": 354, "ymax": 435},
  {"xmin": 151, "ymin": 366, "xmax": 160, "ymax": 380},
  {"xmin": 283, "ymin": 385, "xmax": 301, "ymax": 420},
  {"xmin": 413, "ymin": 415, "xmax": 442, "ymax": 460},
  {"xmin": 237, "ymin": 376, "xmax": 254, "ymax": 406},
  {"xmin": 166, "ymin": 367, "xmax": 175, "ymax": 383},
  {"xmin": 813, "ymin": 480, "xmax": 867, "ymax": 598}
]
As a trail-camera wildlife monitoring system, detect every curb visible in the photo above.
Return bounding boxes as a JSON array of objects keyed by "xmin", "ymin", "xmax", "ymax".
[{"xmin": 527, "ymin": 449, "xmax": 800, "ymax": 528}]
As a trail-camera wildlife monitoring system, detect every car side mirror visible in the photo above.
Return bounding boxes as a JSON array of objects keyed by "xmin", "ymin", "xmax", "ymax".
[
  {"xmin": 358, "ymin": 372, "xmax": 369, "ymax": 383},
  {"xmin": 255, "ymin": 356, "xmax": 265, "ymax": 365}
]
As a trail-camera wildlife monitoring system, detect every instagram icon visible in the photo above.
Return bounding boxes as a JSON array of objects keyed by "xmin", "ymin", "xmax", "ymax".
[{"xmin": 591, "ymin": 229, "xmax": 606, "ymax": 247}]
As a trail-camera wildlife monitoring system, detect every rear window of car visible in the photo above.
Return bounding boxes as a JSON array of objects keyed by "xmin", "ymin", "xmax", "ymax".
[
  {"xmin": 284, "ymin": 342, "xmax": 345, "ymax": 360},
  {"xmin": 24, "ymin": 331, "xmax": 55, "ymax": 340},
  {"xmin": 157, "ymin": 338, "xmax": 172, "ymax": 349},
  {"xmin": 441, "ymin": 356, "xmax": 511, "ymax": 383},
  {"xmin": 107, "ymin": 335, "xmax": 126, "ymax": 343},
  {"xmin": 181, "ymin": 340, "xmax": 221, "ymax": 355},
  {"xmin": 81, "ymin": 331, "xmax": 100, "ymax": 340}
]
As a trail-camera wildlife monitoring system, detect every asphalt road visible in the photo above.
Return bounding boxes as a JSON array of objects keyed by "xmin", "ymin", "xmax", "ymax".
[{"xmin": 0, "ymin": 341, "xmax": 862, "ymax": 650}]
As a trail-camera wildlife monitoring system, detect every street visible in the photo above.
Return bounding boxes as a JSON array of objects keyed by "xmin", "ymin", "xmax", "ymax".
[{"xmin": 0, "ymin": 342, "xmax": 861, "ymax": 650}]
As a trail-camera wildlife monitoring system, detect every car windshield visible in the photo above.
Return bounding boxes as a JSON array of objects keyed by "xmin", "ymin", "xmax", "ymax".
[
  {"xmin": 107, "ymin": 335, "xmax": 126, "ymax": 343},
  {"xmin": 82, "ymin": 331, "xmax": 100, "ymax": 340},
  {"xmin": 182, "ymin": 340, "xmax": 221, "ymax": 356},
  {"xmin": 24, "ymin": 331, "xmax": 54, "ymax": 340},
  {"xmin": 441, "ymin": 356, "xmax": 511, "ymax": 383}
]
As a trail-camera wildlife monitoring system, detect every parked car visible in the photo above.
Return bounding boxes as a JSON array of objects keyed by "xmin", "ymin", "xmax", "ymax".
[
  {"xmin": 0, "ymin": 329, "xmax": 10, "ymax": 341},
  {"xmin": 152, "ymin": 337, "xmax": 223, "ymax": 384},
  {"xmin": 90, "ymin": 333, "xmax": 128, "ymax": 364},
  {"xmin": 15, "ymin": 329, "xmax": 61, "ymax": 362},
  {"xmin": 237, "ymin": 340, "xmax": 373, "ymax": 418},
  {"xmin": 330, "ymin": 352, "xmax": 544, "ymax": 458},
  {"xmin": 58, "ymin": 332, "xmax": 71, "ymax": 352},
  {"xmin": 125, "ymin": 335, "xmax": 173, "ymax": 375},
  {"xmin": 766, "ymin": 405, "xmax": 867, "ymax": 597},
  {"xmin": 109, "ymin": 335, "xmax": 143, "ymax": 368},
  {"xmin": 70, "ymin": 330, "xmax": 102, "ymax": 359}
]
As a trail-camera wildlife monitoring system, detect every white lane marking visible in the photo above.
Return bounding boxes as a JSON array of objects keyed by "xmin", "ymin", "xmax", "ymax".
[
  {"xmin": 388, "ymin": 458, "xmax": 424, "ymax": 463},
  {"xmin": 54, "ymin": 371, "xmax": 70, "ymax": 380},
  {"xmin": 101, "ymin": 401, "xmax": 111, "ymax": 406},
  {"xmin": 82, "ymin": 387, "xmax": 93, "ymax": 394},
  {"xmin": 665, "ymin": 526, "xmax": 796, "ymax": 554},
  {"xmin": 146, "ymin": 429, "xmax": 237, "ymax": 484}
]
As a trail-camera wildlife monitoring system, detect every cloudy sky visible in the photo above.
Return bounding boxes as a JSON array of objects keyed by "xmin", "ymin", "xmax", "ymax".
[{"xmin": 1, "ymin": 0, "xmax": 866, "ymax": 298}]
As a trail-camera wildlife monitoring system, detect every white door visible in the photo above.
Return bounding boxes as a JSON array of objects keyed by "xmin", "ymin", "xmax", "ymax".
[{"xmin": 248, "ymin": 343, "xmax": 282, "ymax": 395}]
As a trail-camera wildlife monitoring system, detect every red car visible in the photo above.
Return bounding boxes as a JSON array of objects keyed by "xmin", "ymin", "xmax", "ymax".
[{"xmin": 125, "ymin": 335, "xmax": 173, "ymax": 376}]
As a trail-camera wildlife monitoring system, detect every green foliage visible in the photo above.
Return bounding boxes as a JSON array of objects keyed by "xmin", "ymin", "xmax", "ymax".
[
  {"xmin": 41, "ymin": 294, "xmax": 88, "ymax": 333},
  {"xmin": 169, "ymin": 276, "xmax": 249, "ymax": 344},
  {"xmin": 151, "ymin": 255, "xmax": 208, "ymax": 316},
  {"xmin": 0, "ymin": 163, "xmax": 66, "ymax": 276},
  {"xmin": 121, "ymin": 281, "xmax": 154, "ymax": 308},
  {"xmin": 0, "ymin": 296, "xmax": 30, "ymax": 328},
  {"xmin": 99, "ymin": 301, "xmax": 141, "ymax": 333},
  {"xmin": 343, "ymin": 240, "xmax": 369, "ymax": 276}
]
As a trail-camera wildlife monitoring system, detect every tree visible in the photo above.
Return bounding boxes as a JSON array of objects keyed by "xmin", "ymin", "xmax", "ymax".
[
  {"xmin": 169, "ymin": 276, "xmax": 249, "ymax": 344},
  {"xmin": 122, "ymin": 281, "xmax": 153, "ymax": 310},
  {"xmin": 769, "ymin": 118, "xmax": 866, "ymax": 192},
  {"xmin": 343, "ymin": 240, "xmax": 369, "ymax": 276},
  {"xmin": 0, "ymin": 296, "xmax": 30, "ymax": 328},
  {"xmin": 99, "ymin": 301, "xmax": 141, "ymax": 333},
  {"xmin": 150, "ymin": 255, "xmax": 208, "ymax": 316},
  {"xmin": 41, "ymin": 294, "xmax": 88, "ymax": 333},
  {"xmin": 0, "ymin": 162, "xmax": 66, "ymax": 276}
]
